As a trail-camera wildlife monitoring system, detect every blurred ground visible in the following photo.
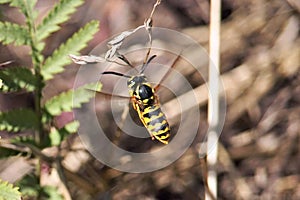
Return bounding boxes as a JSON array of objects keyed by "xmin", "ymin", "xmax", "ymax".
[{"xmin": 0, "ymin": 0, "xmax": 299, "ymax": 199}]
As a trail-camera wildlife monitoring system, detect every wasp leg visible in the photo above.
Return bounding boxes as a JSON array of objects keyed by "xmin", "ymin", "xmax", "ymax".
[
  {"xmin": 130, "ymin": 96, "xmax": 145, "ymax": 111},
  {"xmin": 130, "ymin": 97, "xmax": 156, "ymax": 140},
  {"xmin": 130, "ymin": 97, "xmax": 146, "ymax": 127},
  {"xmin": 153, "ymin": 93, "xmax": 159, "ymax": 104},
  {"xmin": 89, "ymin": 89, "xmax": 129, "ymax": 100}
]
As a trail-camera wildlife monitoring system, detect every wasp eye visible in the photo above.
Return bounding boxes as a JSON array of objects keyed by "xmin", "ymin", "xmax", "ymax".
[{"xmin": 128, "ymin": 80, "xmax": 134, "ymax": 86}]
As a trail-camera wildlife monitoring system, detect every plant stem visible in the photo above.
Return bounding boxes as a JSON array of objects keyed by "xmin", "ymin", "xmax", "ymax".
[
  {"xmin": 206, "ymin": 0, "xmax": 221, "ymax": 199},
  {"xmin": 23, "ymin": 1, "xmax": 44, "ymax": 145}
]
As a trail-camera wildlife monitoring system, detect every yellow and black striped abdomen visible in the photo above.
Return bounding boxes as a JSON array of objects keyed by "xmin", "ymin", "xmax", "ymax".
[
  {"xmin": 127, "ymin": 75, "xmax": 170, "ymax": 144},
  {"xmin": 141, "ymin": 105, "xmax": 170, "ymax": 144}
]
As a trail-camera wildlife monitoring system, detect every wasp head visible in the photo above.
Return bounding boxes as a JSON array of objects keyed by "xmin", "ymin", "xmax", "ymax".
[{"xmin": 127, "ymin": 74, "xmax": 147, "ymax": 89}]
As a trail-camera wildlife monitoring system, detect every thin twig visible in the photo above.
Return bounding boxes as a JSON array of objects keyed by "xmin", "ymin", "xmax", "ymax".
[
  {"xmin": 200, "ymin": 156, "xmax": 217, "ymax": 200},
  {"xmin": 0, "ymin": 60, "xmax": 14, "ymax": 67},
  {"xmin": 143, "ymin": 0, "xmax": 160, "ymax": 65},
  {"xmin": 205, "ymin": 0, "xmax": 221, "ymax": 199},
  {"xmin": 55, "ymin": 157, "xmax": 72, "ymax": 200},
  {"xmin": 149, "ymin": 0, "xmax": 161, "ymax": 19}
]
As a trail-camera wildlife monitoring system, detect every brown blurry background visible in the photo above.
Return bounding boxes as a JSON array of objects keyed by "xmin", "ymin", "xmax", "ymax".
[{"xmin": 0, "ymin": 0, "xmax": 299, "ymax": 199}]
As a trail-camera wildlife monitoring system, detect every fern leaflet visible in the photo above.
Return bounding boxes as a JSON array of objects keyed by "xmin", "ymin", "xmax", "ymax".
[
  {"xmin": 0, "ymin": 0, "xmax": 11, "ymax": 4},
  {"xmin": 0, "ymin": 22, "xmax": 30, "ymax": 46},
  {"xmin": 0, "ymin": 108, "xmax": 38, "ymax": 132},
  {"xmin": 0, "ymin": 180, "xmax": 21, "ymax": 200},
  {"xmin": 37, "ymin": 0, "xmax": 84, "ymax": 41},
  {"xmin": 7, "ymin": 0, "xmax": 37, "ymax": 21},
  {"xmin": 0, "ymin": 67, "xmax": 36, "ymax": 92},
  {"xmin": 41, "ymin": 20, "xmax": 99, "ymax": 80},
  {"xmin": 40, "ymin": 186, "xmax": 63, "ymax": 200},
  {"xmin": 44, "ymin": 82, "xmax": 101, "ymax": 116},
  {"xmin": 49, "ymin": 120, "xmax": 79, "ymax": 146}
]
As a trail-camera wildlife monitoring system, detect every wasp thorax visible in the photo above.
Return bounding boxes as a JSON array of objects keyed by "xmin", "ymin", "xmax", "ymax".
[
  {"xmin": 138, "ymin": 84, "xmax": 154, "ymax": 100},
  {"xmin": 127, "ymin": 75, "xmax": 155, "ymax": 103}
]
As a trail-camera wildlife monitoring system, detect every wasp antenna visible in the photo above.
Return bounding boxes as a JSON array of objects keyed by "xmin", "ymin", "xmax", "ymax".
[
  {"xmin": 140, "ymin": 55, "xmax": 157, "ymax": 73},
  {"xmin": 146, "ymin": 55, "xmax": 157, "ymax": 65},
  {"xmin": 102, "ymin": 71, "xmax": 131, "ymax": 78},
  {"xmin": 117, "ymin": 54, "xmax": 139, "ymax": 73},
  {"xmin": 117, "ymin": 55, "xmax": 134, "ymax": 68}
]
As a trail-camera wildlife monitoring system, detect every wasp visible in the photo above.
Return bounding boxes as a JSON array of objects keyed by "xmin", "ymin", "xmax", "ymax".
[{"xmin": 100, "ymin": 53, "xmax": 179, "ymax": 144}]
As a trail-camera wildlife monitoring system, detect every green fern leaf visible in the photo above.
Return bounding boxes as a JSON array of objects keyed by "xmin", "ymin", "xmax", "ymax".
[
  {"xmin": 0, "ymin": 0, "xmax": 11, "ymax": 4},
  {"xmin": 48, "ymin": 128, "xmax": 61, "ymax": 146},
  {"xmin": 15, "ymin": 174, "xmax": 39, "ymax": 199},
  {"xmin": 64, "ymin": 120, "xmax": 80, "ymax": 133},
  {"xmin": 0, "ymin": 22, "xmax": 30, "ymax": 45},
  {"xmin": 0, "ymin": 108, "xmax": 38, "ymax": 132},
  {"xmin": 41, "ymin": 20, "xmax": 99, "ymax": 80},
  {"xmin": 0, "ymin": 180, "xmax": 21, "ymax": 200},
  {"xmin": 0, "ymin": 67, "xmax": 36, "ymax": 92},
  {"xmin": 49, "ymin": 120, "xmax": 79, "ymax": 146},
  {"xmin": 0, "ymin": 0, "xmax": 38, "ymax": 25},
  {"xmin": 44, "ymin": 82, "xmax": 101, "ymax": 116},
  {"xmin": 37, "ymin": 0, "xmax": 84, "ymax": 41},
  {"xmin": 9, "ymin": 0, "xmax": 37, "ymax": 20},
  {"xmin": 41, "ymin": 186, "xmax": 63, "ymax": 200}
]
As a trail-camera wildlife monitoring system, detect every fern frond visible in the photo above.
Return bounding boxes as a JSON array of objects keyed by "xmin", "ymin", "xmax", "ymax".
[
  {"xmin": 0, "ymin": 22, "xmax": 30, "ymax": 45},
  {"xmin": 44, "ymin": 82, "xmax": 101, "ymax": 116},
  {"xmin": 64, "ymin": 120, "xmax": 80, "ymax": 133},
  {"xmin": 15, "ymin": 174, "xmax": 39, "ymax": 199},
  {"xmin": 0, "ymin": 67, "xmax": 36, "ymax": 92},
  {"xmin": 41, "ymin": 186, "xmax": 63, "ymax": 200},
  {"xmin": 8, "ymin": 0, "xmax": 37, "ymax": 20},
  {"xmin": 0, "ymin": 108, "xmax": 38, "ymax": 132},
  {"xmin": 49, "ymin": 120, "xmax": 79, "ymax": 146},
  {"xmin": 41, "ymin": 20, "xmax": 99, "ymax": 80},
  {"xmin": 37, "ymin": 0, "xmax": 84, "ymax": 41},
  {"xmin": 0, "ymin": 180, "xmax": 21, "ymax": 200},
  {"xmin": 0, "ymin": 0, "xmax": 11, "ymax": 4}
]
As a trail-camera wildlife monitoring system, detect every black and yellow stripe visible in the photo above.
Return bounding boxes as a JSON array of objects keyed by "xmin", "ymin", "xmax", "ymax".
[
  {"xmin": 128, "ymin": 75, "xmax": 171, "ymax": 144},
  {"xmin": 141, "ymin": 105, "xmax": 170, "ymax": 144},
  {"xmin": 100, "ymin": 55, "xmax": 171, "ymax": 144}
]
